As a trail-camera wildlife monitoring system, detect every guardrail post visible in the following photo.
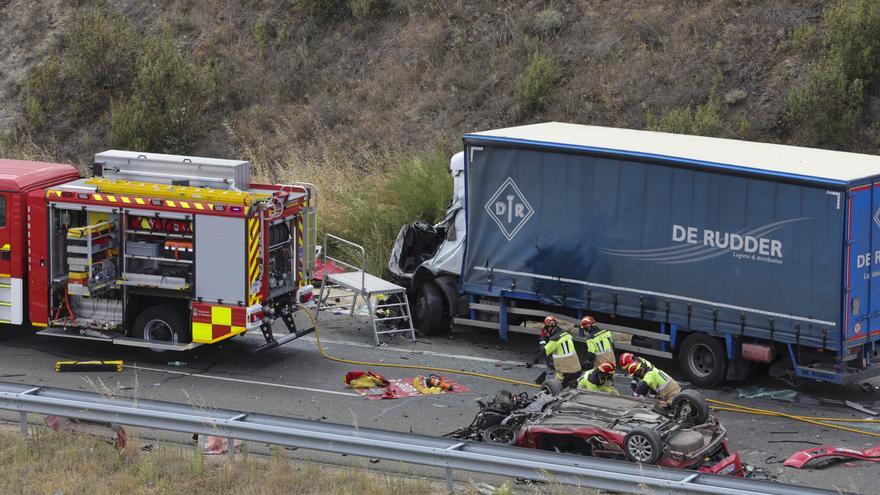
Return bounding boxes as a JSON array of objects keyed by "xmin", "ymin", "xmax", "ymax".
[
  {"xmin": 19, "ymin": 411, "xmax": 26, "ymax": 436},
  {"xmin": 444, "ymin": 441, "xmax": 466, "ymax": 493},
  {"xmin": 445, "ymin": 467, "xmax": 454, "ymax": 493},
  {"xmin": 227, "ymin": 437, "xmax": 235, "ymax": 462}
]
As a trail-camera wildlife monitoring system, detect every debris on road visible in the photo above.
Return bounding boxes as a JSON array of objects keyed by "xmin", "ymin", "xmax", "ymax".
[
  {"xmin": 784, "ymin": 445, "xmax": 880, "ymax": 469},
  {"xmin": 198, "ymin": 435, "xmax": 242, "ymax": 455},
  {"xmin": 44, "ymin": 415, "xmax": 126, "ymax": 448},
  {"xmin": 737, "ymin": 386, "xmax": 797, "ymax": 402},
  {"xmin": 344, "ymin": 370, "xmax": 469, "ymax": 399},
  {"xmin": 54, "ymin": 360, "xmax": 124, "ymax": 372},
  {"xmin": 845, "ymin": 400, "xmax": 878, "ymax": 416}
]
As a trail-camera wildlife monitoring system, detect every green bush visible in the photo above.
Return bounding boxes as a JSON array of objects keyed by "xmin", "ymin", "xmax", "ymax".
[
  {"xmin": 331, "ymin": 150, "xmax": 452, "ymax": 275},
  {"xmin": 21, "ymin": 9, "xmax": 140, "ymax": 126},
  {"xmin": 531, "ymin": 8, "xmax": 565, "ymax": 37},
  {"xmin": 646, "ymin": 81, "xmax": 722, "ymax": 137},
  {"xmin": 109, "ymin": 33, "xmax": 218, "ymax": 153},
  {"xmin": 514, "ymin": 52, "xmax": 558, "ymax": 113},
  {"xmin": 348, "ymin": 0, "xmax": 382, "ymax": 19},
  {"xmin": 784, "ymin": 58, "xmax": 864, "ymax": 147},
  {"xmin": 823, "ymin": 0, "xmax": 880, "ymax": 82},
  {"xmin": 254, "ymin": 18, "xmax": 269, "ymax": 60}
]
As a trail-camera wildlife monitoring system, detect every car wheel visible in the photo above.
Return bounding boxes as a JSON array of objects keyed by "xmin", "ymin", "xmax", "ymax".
[
  {"xmin": 670, "ymin": 389, "xmax": 710, "ymax": 425},
  {"xmin": 481, "ymin": 424, "xmax": 518, "ymax": 446},
  {"xmin": 541, "ymin": 378, "xmax": 563, "ymax": 395},
  {"xmin": 623, "ymin": 427, "xmax": 663, "ymax": 464},
  {"xmin": 133, "ymin": 305, "xmax": 189, "ymax": 353},
  {"xmin": 414, "ymin": 280, "xmax": 450, "ymax": 335},
  {"xmin": 679, "ymin": 333, "xmax": 728, "ymax": 387}
]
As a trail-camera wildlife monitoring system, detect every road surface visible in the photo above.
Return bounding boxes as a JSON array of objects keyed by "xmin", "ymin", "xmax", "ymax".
[{"xmin": 0, "ymin": 312, "xmax": 875, "ymax": 494}]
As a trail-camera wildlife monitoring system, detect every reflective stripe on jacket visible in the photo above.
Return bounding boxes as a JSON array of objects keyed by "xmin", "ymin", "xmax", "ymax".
[
  {"xmin": 544, "ymin": 331, "xmax": 576, "ymax": 357},
  {"xmin": 586, "ymin": 328, "xmax": 613, "ymax": 355},
  {"xmin": 544, "ymin": 331, "xmax": 581, "ymax": 373},
  {"xmin": 643, "ymin": 368, "xmax": 670, "ymax": 391}
]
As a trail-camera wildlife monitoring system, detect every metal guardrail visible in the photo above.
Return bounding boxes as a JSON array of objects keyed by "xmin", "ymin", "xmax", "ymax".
[{"xmin": 0, "ymin": 381, "xmax": 842, "ymax": 495}]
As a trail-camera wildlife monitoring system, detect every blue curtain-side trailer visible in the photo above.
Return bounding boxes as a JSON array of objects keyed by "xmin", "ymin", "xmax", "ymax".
[{"xmin": 446, "ymin": 123, "xmax": 880, "ymax": 386}]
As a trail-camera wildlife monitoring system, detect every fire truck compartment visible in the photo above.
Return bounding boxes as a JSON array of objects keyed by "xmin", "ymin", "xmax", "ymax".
[{"xmin": 195, "ymin": 215, "xmax": 245, "ymax": 304}]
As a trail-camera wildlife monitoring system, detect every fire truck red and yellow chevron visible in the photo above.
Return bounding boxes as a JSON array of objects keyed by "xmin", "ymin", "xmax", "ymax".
[
  {"xmin": 247, "ymin": 217, "xmax": 262, "ymax": 306},
  {"xmin": 191, "ymin": 302, "xmax": 247, "ymax": 343}
]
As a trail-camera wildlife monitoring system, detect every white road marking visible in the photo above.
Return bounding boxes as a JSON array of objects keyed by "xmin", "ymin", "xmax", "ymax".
[
  {"xmin": 129, "ymin": 365, "xmax": 359, "ymax": 397},
  {"xmin": 245, "ymin": 333, "xmax": 547, "ymax": 369}
]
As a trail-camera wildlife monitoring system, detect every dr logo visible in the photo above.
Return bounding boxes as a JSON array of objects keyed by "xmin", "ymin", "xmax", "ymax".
[{"xmin": 485, "ymin": 177, "xmax": 534, "ymax": 240}]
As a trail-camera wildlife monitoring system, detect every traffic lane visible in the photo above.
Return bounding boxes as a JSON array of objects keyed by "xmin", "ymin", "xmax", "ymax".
[
  {"xmin": 0, "ymin": 322, "xmax": 538, "ymax": 436},
  {"xmin": 0, "ymin": 318, "xmax": 876, "ymax": 493}
]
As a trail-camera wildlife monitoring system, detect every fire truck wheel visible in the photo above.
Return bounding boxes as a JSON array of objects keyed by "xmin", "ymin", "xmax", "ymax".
[{"xmin": 134, "ymin": 305, "xmax": 190, "ymax": 351}]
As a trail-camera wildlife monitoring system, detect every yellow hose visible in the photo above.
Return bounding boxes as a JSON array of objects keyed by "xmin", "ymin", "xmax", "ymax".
[{"xmin": 299, "ymin": 306, "xmax": 880, "ymax": 437}]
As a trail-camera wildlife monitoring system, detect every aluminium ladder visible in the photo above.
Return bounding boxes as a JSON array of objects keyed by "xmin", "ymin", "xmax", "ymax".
[{"xmin": 316, "ymin": 234, "xmax": 415, "ymax": 345}]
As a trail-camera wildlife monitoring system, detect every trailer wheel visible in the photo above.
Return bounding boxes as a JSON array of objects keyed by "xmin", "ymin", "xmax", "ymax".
[
  {"xmin": 414, "ymin": 280, "xmax": 450, "ymax": 335},
  {"xmin": 134, "ymin": 305, "xmax": 190, "ymax": 352},
  {"xmin": 679, "ymin": 333, "xmax": 728, "ymax": 387}
]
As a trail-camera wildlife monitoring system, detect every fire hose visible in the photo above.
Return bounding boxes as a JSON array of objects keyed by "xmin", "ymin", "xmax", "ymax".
[{"xmin": 298, "ymin": 305, "xmax": 880, "ymax": 438}]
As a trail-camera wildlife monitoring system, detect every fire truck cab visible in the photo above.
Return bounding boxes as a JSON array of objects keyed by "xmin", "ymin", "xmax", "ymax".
[{"xmin": 8, "ymin": 150, "xmax": 315, "ymax": 351}]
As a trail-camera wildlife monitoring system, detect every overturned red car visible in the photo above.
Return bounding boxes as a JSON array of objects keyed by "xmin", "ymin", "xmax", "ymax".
[{"xmin": 447, "ymin": 388, "xmax": 744, "ymax": 476}]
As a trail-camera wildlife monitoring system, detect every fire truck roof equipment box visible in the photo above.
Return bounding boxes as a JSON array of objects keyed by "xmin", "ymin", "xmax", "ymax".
[
  {"xmin": 94, "ymin": 150, "xmax": 251, "ymax": 190},
  {"xmin": 461, "ymin": 122, "xmax": 880, "ymax": 352}
]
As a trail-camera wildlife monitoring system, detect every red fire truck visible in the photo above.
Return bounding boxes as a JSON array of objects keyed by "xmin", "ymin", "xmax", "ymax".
[{"xmin": 0, "ymin": 150, "xmax": 316, "ymax": 352}]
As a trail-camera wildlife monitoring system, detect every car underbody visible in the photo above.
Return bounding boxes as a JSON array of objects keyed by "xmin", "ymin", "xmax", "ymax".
[{"xmin": 447, "ymin": 388, "xmax": 745, "ymax": 475}]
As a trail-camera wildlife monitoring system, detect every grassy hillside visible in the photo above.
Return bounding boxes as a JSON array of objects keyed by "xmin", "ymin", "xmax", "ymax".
[{"xmin": 1, "ymin": 0, "xmax": 879, "ymax": 271}]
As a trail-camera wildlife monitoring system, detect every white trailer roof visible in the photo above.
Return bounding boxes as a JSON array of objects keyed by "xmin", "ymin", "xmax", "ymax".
[{"xmin": 466, "ymin": 122, "xmax": 880, "ymax": 185}]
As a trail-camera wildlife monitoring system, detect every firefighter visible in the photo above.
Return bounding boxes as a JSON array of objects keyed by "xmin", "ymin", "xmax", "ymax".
[
  {"xmin": 577, "ymin": 362, "xmax": 619, "ymax": 394},
  {"xmin": 625, "ymin": 359, "xmax": 682, "ymax": 402},
  {"xmin": 540, "ymin": 315, "xmax": 582, "ymax": 388},
  {"xmin": 581, "ymin": 316, "xmax": 614, "ymax": 368}
]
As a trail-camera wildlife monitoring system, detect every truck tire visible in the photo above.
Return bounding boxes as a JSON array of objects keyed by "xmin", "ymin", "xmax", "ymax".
[
  {"xmin": 679, "ymin": 333, "xmax": 728, "ymax": 387},
  {"xmin": 414, "ymin": 280, "xmax": 450, "ymax": 335},
  {"xmin": 623, "ymin": 427, "xmax": 663, "ymax": 464},
  {"xmin": 133, "ymin": 305, "xmax": 191, "ymax": 351}
]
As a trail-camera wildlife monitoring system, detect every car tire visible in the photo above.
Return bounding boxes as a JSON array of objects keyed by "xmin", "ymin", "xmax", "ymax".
[
  {"xmin": 133, "ymin": 305, "xmax": 190, "ymax": 352},
  {"xmin": 679, "ymin": 333, "xmax": 728, "ymax": 387},
  {"xmin": 623, "ymin": 427, "xmax": 663, "ymax": 464},
  {"xmin": 541, "ymin": 378, "xmax": 563, "ymax": 395},
  {"xmin": 481, "ymin": 424, "xmax": 518, "ymax": 446},
  {"xmin": 670, "ymin": 389, "xmax": 710, "ymax": 425},
  {"xmin": 414, "ymin": 280, "xmax": 450, "ymax": 336}
]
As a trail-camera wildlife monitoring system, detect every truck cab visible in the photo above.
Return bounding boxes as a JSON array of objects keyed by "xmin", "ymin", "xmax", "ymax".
[{"xmin": 0, "ymin": 159, "xmax": 81, "ymax": 327}]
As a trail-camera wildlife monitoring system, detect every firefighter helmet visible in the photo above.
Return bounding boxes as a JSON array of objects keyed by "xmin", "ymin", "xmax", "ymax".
[
  {"xmin": 625, "ymin": 362, "xmax": 642, "ymax": 376},
  {"xmin": 619, "ymin": 352, "xmax": 635, "ymax": 369},
  {"xmin": 597, "ymin": 362, "xmax": 615, "ymax": 375},
  {"xmin": 543, "ymin": 315, "xmax": 558, "ymax": 328},
  {"xmin": 580, "ymin": 316, "xmax": 596, "ymax": 329}
]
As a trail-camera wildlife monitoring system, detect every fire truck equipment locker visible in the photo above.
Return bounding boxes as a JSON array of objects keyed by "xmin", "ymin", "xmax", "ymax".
[{"xmin": 194, "ymin": 215, "xmax": 246, "ymax": 304}]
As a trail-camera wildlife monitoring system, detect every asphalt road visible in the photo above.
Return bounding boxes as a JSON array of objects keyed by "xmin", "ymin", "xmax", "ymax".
[{"xmin": 0, "ymin": 312, "xmax": 878, "ymax": 494}]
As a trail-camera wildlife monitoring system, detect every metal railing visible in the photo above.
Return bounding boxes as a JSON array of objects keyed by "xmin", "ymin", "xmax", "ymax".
[{"xmin": 0, "ymin": 381, "xmax": 842, "ymax": 495}]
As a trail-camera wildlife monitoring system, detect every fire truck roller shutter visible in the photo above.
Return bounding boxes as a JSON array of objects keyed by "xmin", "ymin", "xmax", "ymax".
[{"xmin": 195, "ymin": 215, "xmax": 246, "ymax": 304}]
